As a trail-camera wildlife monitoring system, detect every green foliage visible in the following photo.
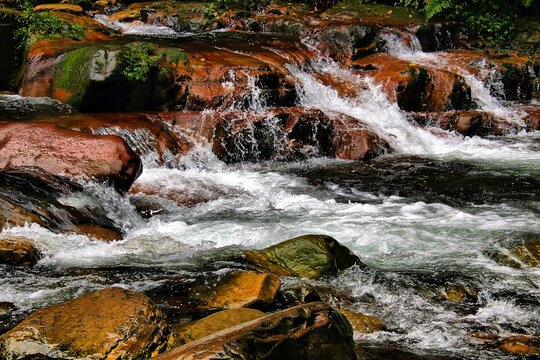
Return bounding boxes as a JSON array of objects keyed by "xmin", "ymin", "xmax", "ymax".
[
  {"xmin": 159, "ymin": 48, "xmax": 188, "ymax": 66},
  {"xmin": 394, "ymin": 0, "xmax": 424, "ymax": 9},
  {"xmin": 14, "ymin": 0, "xmax": 85, "ymax": 62},
  {"xmin": 395, "ymin": 0, "xmax": 537, "ymax": 46},
  {"xmin": 117, "ymin": 42, "xmax": 160, "ymax": 82}
]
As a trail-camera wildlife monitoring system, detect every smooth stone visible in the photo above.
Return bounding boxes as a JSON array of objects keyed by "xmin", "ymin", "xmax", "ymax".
[
  {"xmin": 241, "ymin": 234, "xmax": 362, "ymax": 279},
  {"xmin": 0, "ymin": 287, "xmax": 173, "ymax": 360}
]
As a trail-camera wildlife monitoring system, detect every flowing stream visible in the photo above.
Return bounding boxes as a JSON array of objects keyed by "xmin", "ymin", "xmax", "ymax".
[{"xmin": 1, "ymin": 26, "xmax": 539, "ymax": 359}]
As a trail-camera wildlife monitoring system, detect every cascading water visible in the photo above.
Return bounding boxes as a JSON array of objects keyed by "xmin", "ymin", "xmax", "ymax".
[{"xmin": 1, "ymin": 26, "xmax": 538, "ymax": 360}]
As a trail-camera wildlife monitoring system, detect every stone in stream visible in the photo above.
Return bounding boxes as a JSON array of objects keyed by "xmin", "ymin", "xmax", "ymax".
[
  {"xmin": 0, "ymin": 287, "xmax": 173, "ymax": 360},
  {"xmin": 0, "ymin": 122, "xmax": 142, "ymax": 193},
  {"xmin": 0, "ymin": 302, "xmax": 16, "ymax": 318},
  {"xmin": 0, "ymin": 167, "xmax": 124, "ymax": 236},
  {"xmin": 0, "ymin": 237, "xmax": 42, "ymax": 267},
  {"xmin": 192, "ymin": 271, "xmax": 281, "ymax": 311},
  {"xmin": 151, "ymin": 302, "xmax": 357, "ymax": 360},
  {"xmin": 511, "ymin": 239, "xmax": 540, "ymax": 268},
  {"xmin": 172, "ymin": 308, "xmax": 266, "ymax": 345},
  {"xmin": 339, "ymin": 310, "xmax": 386, "ymax": 334},
  {"xmin": 239, "ymin": 234, "xmax": 363, "ymax": 279}
]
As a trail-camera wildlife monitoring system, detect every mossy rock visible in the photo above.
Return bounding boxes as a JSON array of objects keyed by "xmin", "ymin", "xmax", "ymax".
[{"xmin": 241, "ymin": 234, "xmax": 362, "ymax": 279}]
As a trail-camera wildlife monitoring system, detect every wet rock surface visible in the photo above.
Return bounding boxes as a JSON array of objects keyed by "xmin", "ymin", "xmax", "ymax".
[
  {"xmin": 0, "ymin": 237, "xmax": 42, "ymax": 267},
  {"xmin": 239, "ymin": 234, "xmax": 363, "ymax": 279},
  {"xmin": 0, "ymin": 122, "xmax": 142, "ymax": 193},
  {"xmin": 152, "ymin": 302, "xmax": 357, "ymax": 360},
  {"xmin": 0, "ymin": 287, "xmax": 173, "ymax": 360}
]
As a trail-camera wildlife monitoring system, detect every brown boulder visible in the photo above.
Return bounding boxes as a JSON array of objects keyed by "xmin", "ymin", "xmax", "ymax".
[
  {"xmin": 511, "ymin": 239, "xmax": 540, "ymax": 268},
  {"xmin": 340, "ymin": 310, "xmax": 385, "ymax": 334},
  {"xmin": 500, "ymin": 335, "xmax": 540, "ymax": 356},
  {"xmin": 351, "ymin": 54, "xmax": 471, "ymax": 112},
  {"xmin": 194, "ymin": 271, "xmax": 281, "ymax": 311},
  {"xmin": 0, "ymin": 122, "xmax": 142, "ymax": 193},
  {"xmin": 151, "ymin": 302, "xmax": 357, "ymax": 360},
  {"xmin": 69, "ymin": 224, "xmax": 123, "ymax": 242},
  {"xmin": 0, "ymin": 287, "xmax": 173, "ymax": 360},
  {"xmin": 173, "ymin": 308, "xmax": 266, "ymax": 345},
  {"xmin": 0, "ymin": 237, "xmax": 42, "ymax": 267}
]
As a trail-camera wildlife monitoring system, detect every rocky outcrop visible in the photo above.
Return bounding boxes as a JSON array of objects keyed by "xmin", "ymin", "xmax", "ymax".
[
  {"xmin": 351, "ymin": 55, "xmax": 472, "ymax": 112},
  {"xmin": 151, "ymin": 302, "xmax": 357, "ymax": 360},
  {"xmin": 0, "ymin": 122, "xmax": 142, "ymax": 193},
  {"xmin": 0, "ymin": 237, "xmax": 42, "ymax": 267},
  {"xmin": 0, "ymin": 287, "xmax": 173, "ymax": 360},
  {"xmin": 239, "ymin": 234, "xmax": 362, "ymax": 279},
  {"xmin": 193, "ymin": 271, "xmax": 281, "ymax": 312}
]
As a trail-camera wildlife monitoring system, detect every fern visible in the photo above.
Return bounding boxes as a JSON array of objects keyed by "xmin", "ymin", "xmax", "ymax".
[{"xmin": 424, "ymin": 0, "xmax": 454, "ymax": 19}]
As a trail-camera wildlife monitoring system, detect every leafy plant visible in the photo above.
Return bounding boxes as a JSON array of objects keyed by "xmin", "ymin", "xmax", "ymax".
[
  {"xmin": 395, "ymin": 0, "xmax": 537, "ymax": 46},
  {"xmin": 14, "ymin": 0, "xmax": 85, "ymax": 61},
  {"xmin": 117, "ymin": 42, "xmax": 160, "ymax": 82}
]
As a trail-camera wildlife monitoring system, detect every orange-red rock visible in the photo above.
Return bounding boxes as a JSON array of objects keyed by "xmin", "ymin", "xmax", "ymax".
[
  {"xmin": 0, "ymin": 287, "xmax": 173, "ymax": 359},
  {"xmin": 0, "ymin": 122, "xmax": 142, "ymax": 192},
  {"xmin": 0, "ymin": 237, "xmax": 42, "ymax": 267}
]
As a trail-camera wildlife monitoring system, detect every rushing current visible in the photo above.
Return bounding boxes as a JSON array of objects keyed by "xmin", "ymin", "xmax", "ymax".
[{"xmin": 1, "ymin": 25, "xmax": 539, "ymax": 359}]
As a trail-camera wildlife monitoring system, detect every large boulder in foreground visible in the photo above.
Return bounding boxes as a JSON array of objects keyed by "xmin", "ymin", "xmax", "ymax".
[
  {"xmin": 0, "ymin": 287, "xmax": 173, "ymax": 360},
  {"xmin": 0, "ymin": 122, "xmax": 142, "ymax": 192},
  {"xmin": 239, "ymin": 234, "xmax": 362, "ymax": 279},
  {"xmin": 152, "ymin": 302, "xmax": 357, "ymax": 360},
  {"xmin": 0, "ymin": 237, "xmax": 42, "ymax": 267}
]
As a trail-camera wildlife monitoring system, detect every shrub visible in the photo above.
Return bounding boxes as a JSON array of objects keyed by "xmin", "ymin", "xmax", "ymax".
[{"xmin": 117, "ymin": 42, "xmax": 159, "ymax": 82}]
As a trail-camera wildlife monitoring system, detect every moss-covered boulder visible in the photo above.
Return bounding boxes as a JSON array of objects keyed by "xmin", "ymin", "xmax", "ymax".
[
  {"xmin": 151, "ymin": 302, "xmax": 357, "ymax": 360},
  {"xmin": 0, "ymin": 237, "xmax": 42, "ymax": 267},
  {"xmin": 193, "ymin": 271, "xmax": 281, "ymax": 311},
  {"xmin": 0, "ymin": 287, "xmax": 173, "ymax": 360},
  {"xmin": 240, "ymin": 234, "xmax": 362, "ymax": 279},
  {"xmin": 172, "ymin": 308, "xmax": 266, "ymax": 345}
]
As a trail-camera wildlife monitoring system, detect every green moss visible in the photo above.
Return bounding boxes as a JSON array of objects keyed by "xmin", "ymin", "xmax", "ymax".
[
  {"xmin": 54, "ymin": 47, "xmax": 98, "ymax": 106},
  {"xmin": 160, "ymin": 48, "xmax": 188, "ymax": 65}
]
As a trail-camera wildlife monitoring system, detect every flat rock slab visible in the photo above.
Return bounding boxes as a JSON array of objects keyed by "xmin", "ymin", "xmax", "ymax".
[
  {"xmin": 152, "ymin": 302, "xmax": 357, "ymax": 360},
  {"xmin": 0, "ymin": 122, "xmax": 142, "ymax": 193},
  {"xmin": 0, "ymin": 287, "xmax": 173, "ymax": 360}
]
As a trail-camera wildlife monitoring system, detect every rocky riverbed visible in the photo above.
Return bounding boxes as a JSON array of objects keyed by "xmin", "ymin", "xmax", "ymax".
[{"xmin": 0, "ymin": 0, "xmax": 539, "ymax": 358}]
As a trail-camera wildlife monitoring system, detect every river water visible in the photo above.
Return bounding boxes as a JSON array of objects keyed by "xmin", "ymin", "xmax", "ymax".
[{"xmin": 1, "ymin": 26, "xmax": 539, "ymax": 359}]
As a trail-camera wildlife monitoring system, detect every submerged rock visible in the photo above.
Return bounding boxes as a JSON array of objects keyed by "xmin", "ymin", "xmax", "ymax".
[
  {"xmin": 340, "ymin": 309, "xmax": 385, "ymax": 334},
  {"xmin": 0, "ymin": 122, "xmax": 142, "ymax": 193},
  {"xmin": 151, "ymin": 302, "xmax": 357, "ymax": 360},
  {"xmin": 0, "ymin": 287, "xmax": 173, "ymax": 360},
  {"xmin": 240, "ymin": 234, "xmax": 362, "ymax": 279},
  {"xmin": 172, "ymin": 308, "xmax": 266, "ymax": 345},
  {"xmin": 499, "ymin": 335, "xmax": 540, "ymax": 356},
  {"xmin": 193, "ymin": 271, "xmax": 281, "ymax": 311},
  {"xmin": 511, "ymin": 239, "xmax": 540, "ymax": 268},
  {"xmin": 0, "ymin": 237, "xmax": 42, "ymax": 267}
]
